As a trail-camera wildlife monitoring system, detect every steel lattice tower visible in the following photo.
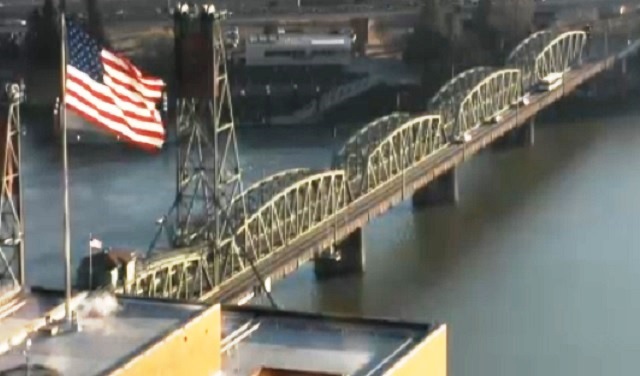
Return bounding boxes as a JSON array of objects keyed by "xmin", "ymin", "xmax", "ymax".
[
  {"xmin": 0, "ymin": 82, "xmax": 24, "ymax": 291},
  {"xmin": 171, "ymin": 3, "xmax": 245, "ymax": 249}
]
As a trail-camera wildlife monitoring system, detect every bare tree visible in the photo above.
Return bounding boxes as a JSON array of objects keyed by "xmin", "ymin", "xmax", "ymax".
[
  {"xmin": 475, "ymin": 0, "xmax": 535, "ymax": 56},
  {"xmin": 453, "ymin": 32, "xmax": 493, "ymax": 68},
  {"xmin": 85, "ymin": 0, "xmax": 109, "ymax": 47},
  {"xmin": 423, "ymin": 0, "xmax": 447, "ymax": 32},
  {"xmin": 25, "ymin": 0, "xmax": 60, "ymax": 66},
  {"xmin": 490, "ymin": 0, "xmax": 534, "ymax": 39},
  {"xmin": 403, "ymin": 0, "xmax": 450, "ymax": 65},
  {"xmin": 404, "ymin": 0, "xmax": 495, "ymax": 98}
]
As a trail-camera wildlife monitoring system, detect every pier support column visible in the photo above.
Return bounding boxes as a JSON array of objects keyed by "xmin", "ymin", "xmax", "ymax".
[
  {"xmin": 314, "ymin": 228, "xmax": 365, "ymax": 279},
  {"xmin": 618, "ymin": 58, "xmax": 628, "ymax": 99},
  {"xmin": 516, "ymin": 118, "xmax": 535, "ymax": 147},
  {"xmin": 412, "ymin": 168, "xmax": 458, "ymax": 207},
  {"xmin": 493, "ymin": 118, "xmax": 535, "ymax": 150}
]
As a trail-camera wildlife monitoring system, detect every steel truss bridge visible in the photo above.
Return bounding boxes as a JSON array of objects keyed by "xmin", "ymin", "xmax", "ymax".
[{"xmin": 114, "ymin": 18, "xmax": 639, "ymax": 304}]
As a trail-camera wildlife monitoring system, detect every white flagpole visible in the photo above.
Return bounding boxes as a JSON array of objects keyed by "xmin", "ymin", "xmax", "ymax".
[
  {"xmin": 59, "ymin": 0, "xmax": 72, "ymax": 324},
  {"xmin": 88, "ymin": 233, "xmax": 93, "ymax": 290}
]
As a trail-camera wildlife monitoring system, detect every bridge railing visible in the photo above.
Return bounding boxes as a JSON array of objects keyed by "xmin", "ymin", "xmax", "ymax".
[
  {"xmin": 333, "ymin": 113, "xmax": 412, "ymax": 197},
  {"xmin": 534, "ymin": 31, "xmax": 587, "ymax": 83},
  {"xmin": 365, "ymin": 115, "xmax": 447, "ymax": 192},
  {"xmin": 427, "ymin": 67, "xmax": 495, "ymax": 138},
  {"xmin": 456, "ymin": 69, "xmax": 522, "ymax": 137},
  {"xmin": 234, "ymin": 170, "xmax": 351, "ymax": 265},
  {"xmin": 334, "ymin": 114, "xmax": 448, "ymax": 198},
  {"xmin": 131, "ymin": 251, "xmax": 205, "ymax": 299},
  {"xmin": 506, "ymin": 29, "xmax": 557, "ymax": 92},
  {"xmin": 222, "ymin": 168, "xmax": 315, "ymax": 238}
]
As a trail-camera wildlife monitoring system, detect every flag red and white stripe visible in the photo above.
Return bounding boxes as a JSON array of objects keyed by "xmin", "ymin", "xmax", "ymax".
[{"xmin": 64, "ymin": 20, "xmax": 166, "ymax": 150}]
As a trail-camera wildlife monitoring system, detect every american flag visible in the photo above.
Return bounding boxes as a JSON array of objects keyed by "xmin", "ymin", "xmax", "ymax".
[
  {"xmin": 64, "ymin": 19, "xmax": 166, "ymax": 150},
  {"xmin": 89, "ymin": 237, "xmax": 103, "ymax": 250}
]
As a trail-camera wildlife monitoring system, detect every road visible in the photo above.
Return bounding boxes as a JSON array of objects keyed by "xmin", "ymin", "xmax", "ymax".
[
  {"xmin": 4, "ymin": 0, "xmax": 638, "ymax": 27},
  {"xmin": 0, "ymin": 0, "xmax": 419, "ymax": 22}
]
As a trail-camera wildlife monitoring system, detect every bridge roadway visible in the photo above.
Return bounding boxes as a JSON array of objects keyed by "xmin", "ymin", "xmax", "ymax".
[
  {"xmin": 98, "ymin": 0, "xmax": 639, "ymax": 36},
  {"xmin": 115, "ymin": 19, "xmax": 640, "ymax": 304},
  {"xmin": 208, "ymin": 50, "xmax": 630, "ymax": 304}
]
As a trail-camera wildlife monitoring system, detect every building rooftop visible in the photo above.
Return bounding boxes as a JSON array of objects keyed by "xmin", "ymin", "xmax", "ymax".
[
  {"xmin": 0, "ymin": 290, "xmax": 205, "ymax": 376},
  {"xmin": 221, "ymin": 306, "xmax": 436, "ymax": 376},
  {"xmin": 0, "ymin": 290, "xmax": 446, "ymax": 376}
]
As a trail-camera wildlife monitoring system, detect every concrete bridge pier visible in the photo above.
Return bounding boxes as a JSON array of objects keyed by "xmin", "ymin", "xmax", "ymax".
[
  {"xmin": 412, "ymin": 168, "xmax": 459, "ymax": 207},
  {"xmin": 520, "ymin": 119, "xmax": 535, "ymax": 147},
  {"xmin": 617, "ymin": 57, "xmax": 628, "ymax": 99},
  {"xmin": 314, "ymin": 228, "xmax": 365, "ymax": 279},
  {"xmin": 492, "ymin": 118, "xmax": 535, "ymax": 150}
]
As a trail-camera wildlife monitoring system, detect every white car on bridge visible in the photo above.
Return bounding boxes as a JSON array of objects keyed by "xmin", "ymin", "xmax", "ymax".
[{"xmin": 537, "ymin": 72, "xmax": 564, "ymax": 91}]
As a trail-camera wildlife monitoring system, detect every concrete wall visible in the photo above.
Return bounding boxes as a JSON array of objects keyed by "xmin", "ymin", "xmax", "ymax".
[
  {"xmin": 109, "ymin": 304, "xmax": 222, "ymax": 376},
  {"xmin": 384, "ymin": 325, "xmax": 448, "ymax": 376}
]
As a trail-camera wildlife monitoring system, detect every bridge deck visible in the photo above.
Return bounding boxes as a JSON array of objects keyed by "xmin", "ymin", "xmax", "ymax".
[{"xmin": 208, "ymin": 53, "xmax": 619, "ymax": 304}]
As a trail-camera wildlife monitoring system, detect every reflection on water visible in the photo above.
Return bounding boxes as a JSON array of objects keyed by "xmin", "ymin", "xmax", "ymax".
[{"xmin": 22, "ymin": 98, "xmax": 640, "ymax": 375}]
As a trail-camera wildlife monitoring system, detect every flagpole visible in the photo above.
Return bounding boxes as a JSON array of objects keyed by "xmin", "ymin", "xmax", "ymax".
[
  {"xmin": 59, "ymin": 0, "xmax": 72, "ymax": 324},
  {"xmin": 88, "ymin": 233, "xmax": 93, "ymax": 291}
]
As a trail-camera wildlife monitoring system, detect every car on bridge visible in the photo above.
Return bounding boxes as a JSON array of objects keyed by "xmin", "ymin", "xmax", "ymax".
[
  {"xmin": 453, "ymin": 131, "xmax": 472, "ymax": 144},
  {"xmin": 537, "ymin": 72, "xmax": 565, "ymax": 91},
  {"xmin": 518, "ymin": 92, "xmax": 532, "ymax": 106}
]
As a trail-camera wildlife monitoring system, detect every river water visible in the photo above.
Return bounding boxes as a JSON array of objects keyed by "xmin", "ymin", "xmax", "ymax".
[
  {"xmin": 253, "ymin": 100, "xmax": 640, "ymax": 375},
  {"xmin": 20, "ymin": 92, "xmax": 640, "ymax": 374}
]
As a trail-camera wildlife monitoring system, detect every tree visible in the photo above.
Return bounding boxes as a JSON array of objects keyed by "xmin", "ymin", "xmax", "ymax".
[
  {"xmin": 421, "ymin": 0, "xmax": 447, "ymax": 35},
  {"xmin": 452, "ymin": 32, "xmax": 492, "ymax": 69},
  {"xmin": 403, "ymin": 0, "xmax": 450, "ymax": 65},
  {"xmin": 490, "ymin": 0, "xmax": 534, "ymax": 40},
  {"xmin": 24, "ymin": 9, "xmax": 42, "ymax": 60},
  {"xmin": 24, "ymin": 0, "xmax": 60, "ymax": 67},
  {"xmin": 473, "ymin": 0, "xmax": 535, "ymax": 59},
  {"xmin": 403, "ymin": 0, "xmax": 460, "ymax": 98},
  {"xmin": 85, "ymin": 0, "xmax": 109, "ymax": 47}
]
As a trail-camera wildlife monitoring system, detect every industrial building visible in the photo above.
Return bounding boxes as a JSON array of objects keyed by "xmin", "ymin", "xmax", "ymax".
[
  {"xmin": 244, "ymin": 33, "xmax": 353, "ymax": 66},
  {"xmin": 0, "ymin": 291, "xmax": 447, "ymax": 375}
]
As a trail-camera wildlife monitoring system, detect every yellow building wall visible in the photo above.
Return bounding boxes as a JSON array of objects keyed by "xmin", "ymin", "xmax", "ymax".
[
  {"xmin": 384, "ymin": 324, "xmax": 447, "ymax": 376},
  {"xmin": 109, "ymin": 304, "xmax": 221, "ymax": 376}
]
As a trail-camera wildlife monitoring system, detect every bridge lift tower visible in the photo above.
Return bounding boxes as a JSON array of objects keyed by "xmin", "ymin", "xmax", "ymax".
[
  {"xmin": 0, "ymin": 82, "xmax": 24, "ymax": 298},
  {"xmin": 151, "ymin": 4, "xmax": 246, "ymax": 264}
]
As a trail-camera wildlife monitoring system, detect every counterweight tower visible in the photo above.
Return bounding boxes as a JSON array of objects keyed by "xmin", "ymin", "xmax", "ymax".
[
  {"xmin": 151, "ymin": 3, "xmax": 245, "ymax": 268},
  {"xmin": 0, "ymin": 82, "xmax": 24, "ymax": 291},
  {"xmin": 144, "ymin": 3, "xmax": 279, "ymax": 299}
]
